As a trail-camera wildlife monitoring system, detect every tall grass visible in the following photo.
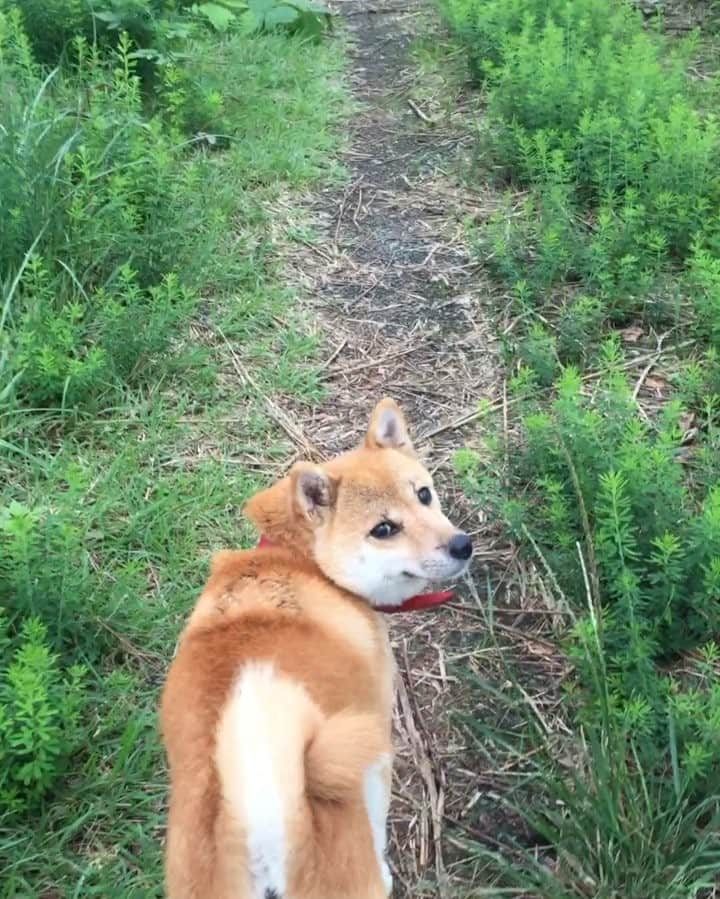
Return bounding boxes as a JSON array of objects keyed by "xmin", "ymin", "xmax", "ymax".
[
  {"xmin": 442, "ymin": 0, "xmax": 720, "ymax": 893},
  {"xmin": 0, "ymin": 5, "xmax": 347, "ymax": 892},
  {"xmin": 460, "ymin": 619, "xmax": 720, "ymax": 897}
]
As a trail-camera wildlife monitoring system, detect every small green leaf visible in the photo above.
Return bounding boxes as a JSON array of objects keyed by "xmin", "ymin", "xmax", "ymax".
[
  {"xmin": 238, "ymin": 8, "xmax": 257, "ymax": 32},
  {"xmin": 196, "ymin": 2, "xmax": 236, "ymax": 30},
  {"xmin": 248, "ymin": 0, "xmax": 275, "ymax": 15},
  {"xmin": 265, "ymin": 5, "xmax": 299, "ymax": 26},
  {"xmin": 92, "ymin": 10, "xmax": 121, "ymax": 25}
]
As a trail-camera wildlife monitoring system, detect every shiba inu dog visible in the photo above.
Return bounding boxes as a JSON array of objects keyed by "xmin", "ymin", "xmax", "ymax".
[{"xmin": 160, "ymin": 398, "xmax": 473, "ymax": 899}]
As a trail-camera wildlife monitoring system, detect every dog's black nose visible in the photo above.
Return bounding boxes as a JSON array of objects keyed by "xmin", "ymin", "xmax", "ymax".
[{"xmin": 448, "ymin": 532, "xmax": 473, "ymax": 561}]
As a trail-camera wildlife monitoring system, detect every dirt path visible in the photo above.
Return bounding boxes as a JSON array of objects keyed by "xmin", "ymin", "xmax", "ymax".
[{"xmin": 278, "ymin": 1, "xmax": 511, "ymax": 894}]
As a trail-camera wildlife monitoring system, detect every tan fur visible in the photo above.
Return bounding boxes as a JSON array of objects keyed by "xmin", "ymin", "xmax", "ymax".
[
  {"xmin": 305, "ymin": 711, "xmax": 386, "ymax": 803},
  {"xmin": 160, "ymin": 398, "xmax": 468, "ymax": 899}
]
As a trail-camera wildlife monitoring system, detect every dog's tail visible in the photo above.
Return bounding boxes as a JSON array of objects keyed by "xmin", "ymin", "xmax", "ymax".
[
  {"xmin": 305, "ymin": 706, "xmax": 387, "ymax": 801},
  {"xmin": 215, "ymin": 663, "xmax": 386, "ymax": 893}
]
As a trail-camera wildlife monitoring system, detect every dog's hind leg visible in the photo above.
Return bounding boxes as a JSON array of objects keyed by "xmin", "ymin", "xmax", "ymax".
[{"xmin": 363, "ymin": 754, "xmax": 393, "ymax": 896}]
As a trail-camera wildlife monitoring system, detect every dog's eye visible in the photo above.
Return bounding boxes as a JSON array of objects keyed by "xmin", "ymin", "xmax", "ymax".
[
  {"xmin": 417, "ymin": 486, "xmax": 432, "ymax": 506},
  {"xmin": 369, "ymin": 520, "xmax": 400, "ymax": 539}
]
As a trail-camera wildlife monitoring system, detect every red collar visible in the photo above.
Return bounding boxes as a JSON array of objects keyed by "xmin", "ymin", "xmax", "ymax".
[{"xmin": 256, "ymin": 535, "xmax": 454, "ymax": 614}]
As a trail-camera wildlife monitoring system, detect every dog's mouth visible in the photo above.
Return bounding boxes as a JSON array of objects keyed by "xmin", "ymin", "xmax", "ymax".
[
  {"xmin": 404, "ymin": 559, "xmax": 471, "ymax": 582},
  {"xmin": 449, "ymin": 558, "xmax": 472, "ymax": 578}
]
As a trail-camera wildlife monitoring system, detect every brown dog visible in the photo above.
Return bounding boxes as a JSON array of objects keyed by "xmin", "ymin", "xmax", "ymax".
[{"xmin": 160, "ymin": 398, "xmax": 473, "ymax": 899}]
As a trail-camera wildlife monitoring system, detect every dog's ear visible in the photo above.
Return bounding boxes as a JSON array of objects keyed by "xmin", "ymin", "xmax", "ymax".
[
  {"xmin": 243, "ymin": 477, "xmax": 290, "ymax": 538},
  {"xmin": 290, "ymin": 462, "xmax": 338, "ymax": 526},
  {"xmin": 244, "ymin": 462, "xmax": 338, "ymax": 545},
  {"xmin": 365, "ymin": 397, "xmax": 415, "ymax": 456}
]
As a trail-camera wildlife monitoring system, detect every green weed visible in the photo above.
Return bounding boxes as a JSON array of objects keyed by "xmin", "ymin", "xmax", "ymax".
[
  {"xmin": 444, "ymin": 0, "xmax": 720, "ymax": 876},
  {"xmin": 422, "ymin": 0, "xmax": 720, "ymax": 892},
  {"xmin": 458, "ymin": 631, "xmax": 720, "ymax": 898},
  {"xmin": 451, "ymin": 0, "xmax": 720, "ymax": 344},
  {"xmin": 1, "ymin": 8, "xmax": 344, "ymax": 412},
  {"xmin": 458, "ymin": 353, "xmax": 720, "ymax": 768},
  {"xmin": 439, "ymin": 0, "xmax": 635, "ymax": 82},
  {"xmin": 0, "ymin": 611, "xmax": 87, "ymax": 817},
  {"xmin": 0, "ymin": 5, "xmax": 346, "ymax": 894}
]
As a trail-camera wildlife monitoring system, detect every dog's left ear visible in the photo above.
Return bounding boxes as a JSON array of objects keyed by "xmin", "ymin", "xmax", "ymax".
[
  {"xmin": 365, "ymin": 397, "xmax": 415, "ymax": 456},
  {"xmin": 291, "ymin": 462, "xmax": 338, "ymax": 525}
]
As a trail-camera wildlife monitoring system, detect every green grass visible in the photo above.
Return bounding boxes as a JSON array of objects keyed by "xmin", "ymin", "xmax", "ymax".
[
  {"xmin": 433, "ymin": 0, "xmax": 720, "ymax": 894},
  {"xmin": 456, "ymin": 625, "xmax": 720, "ymax": 899},
  {"xmin": 0, "ymin": 19, "xmax": 347, "ymax": 896},
  {"xmin": 1, "ymin": 445, "xmax": 260, "ymax": 897}
]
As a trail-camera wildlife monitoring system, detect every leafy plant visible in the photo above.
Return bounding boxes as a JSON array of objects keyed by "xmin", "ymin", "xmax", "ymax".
[
  {"xmin": 445, "ymin": 0, "xmax": 720, "ymax": 891},
  {"xmin": 459, "ymin": 631, "xmax": 720, "ymax": 898},
  {"xmin": 1, "ymin": 0, "xmax": 92, "ymax": 64},
  {"xmin": 11, "ymin": 261, "xmax": 195, "ymax": 407},
  {"xmin": 0, "ymin": 497, "xmax": 100, "ymax": 655},
  {"xmin": 457, "ymin": 356, "xmax": 720, "ymax": 785},
  {"xmin": 192, "ymin": 0, "xmax": 249, "ymax": 31},
  {"xmin": 518, "ymin": 324, "xmax": 558, "ymax": 387},
  {"xmin": 246, "ymin": 0, "xmax": 332, "ymax": 37},
  {"xmin": 0, "ymin": 21, "xmax": 230, "ymax": 410},
  {"xmin": 687, "ymin": 245, "xmax": 720, "ymax": 350},
  {"xmin": 439, "ymin": 0, "xmax": 636, "ymax": 83},
  {"xmin": 556, "ymin": 295, "xmax": 605, "ymax": 365},
  {"xmin": 454, "ymin": 0, "xmax": 720, "ymax": 334},
  {"xmin": 0, "ymin": 611, "xmax": 87, "ymax": 815},
  {"xmin": 0, "ymin": 0, "xmax": 345, "ymax": 891}
]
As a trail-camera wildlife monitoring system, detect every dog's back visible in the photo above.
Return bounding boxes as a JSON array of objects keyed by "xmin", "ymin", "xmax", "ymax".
[{"xmin": 160, "ymin": 549, "xmax": 393, "ymax": 899}]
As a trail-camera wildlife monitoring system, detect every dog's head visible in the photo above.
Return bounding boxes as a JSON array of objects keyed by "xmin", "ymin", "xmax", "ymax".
[{"xmin": 244, "ymin": 398, "xmax": 473, "ymax": 607}]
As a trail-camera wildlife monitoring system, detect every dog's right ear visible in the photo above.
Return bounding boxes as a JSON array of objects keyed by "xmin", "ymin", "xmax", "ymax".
[
  {"xmin": 244, "ymin": 462, "xmax": 338, "ymax": 546},
  {"xmin": 290, "ymin": 462, "xmax": 338, "ymax": 526}
]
